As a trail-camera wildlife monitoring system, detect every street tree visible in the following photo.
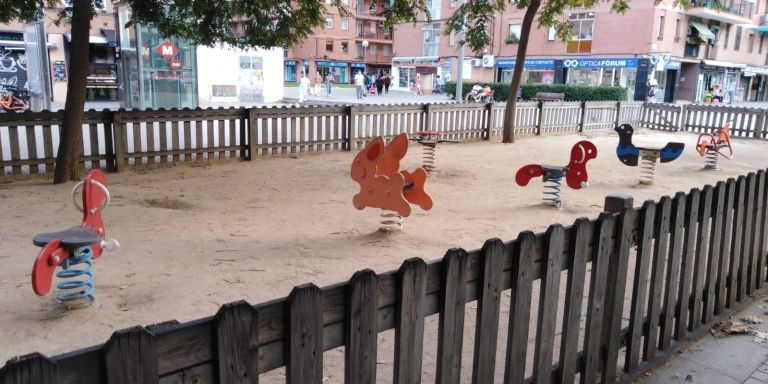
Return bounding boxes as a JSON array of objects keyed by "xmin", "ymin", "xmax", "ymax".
[
  {"xmin": 0, "ymin": 0, "xmax": 430, "ymax": 183},
  {"xmin": 445, "ymin": 0, "xmax": 633, "ymax": 143}
]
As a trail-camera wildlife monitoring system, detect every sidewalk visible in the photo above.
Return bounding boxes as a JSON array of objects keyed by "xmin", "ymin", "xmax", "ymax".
[
  {"xmin": 282, "ymin": 86, "xmax": 455, "ymax": 105},
  {"xmin": 638, "ymin": 290, "xmax": 768, "ymax": 384}
]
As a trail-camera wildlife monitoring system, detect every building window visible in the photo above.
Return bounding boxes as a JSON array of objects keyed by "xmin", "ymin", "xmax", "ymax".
[
  {"xmin": 423, "ymin": 23, "xmax": 440, "ymax": 56},
  {"xmin": 369, "ymin": 43, "xmax": 377, "ymax": 55},
  {"xmin": 450, "ymin": 0, "xmax": 457, "ymax": 7},
  {"xmin": 724, "ymin": 25, "xmax": 730, "ymax": 49},
  {"xmin": 548, "ymin": 26, "xmax": 556, "ymax": 41},
  {"xmin": 325, "ymin": 17, "xmax": 334, "ymax": 29},
  {"xmin": 370, "ymin": 22, "xmax": 376, "ymax": 34},
  {"xmin": 657, "ymin": 15, "xmax": 664, "ymax": 40},
  {"xmin": 674, "ymin": 18, "xmax": 681, "ymax": 42},
  {"xmin": 427, "ymin": 0, "xmax": 441, "ymax": 19},
  {"xmin": 735, "ymin": 26, "xmax": 742, "ymax": 51},
  {"xmin": 341, "ymin": 41, "xmax": 349, "ymax": 53},
  {"xmin": 326, "ymin": 40, "xmax": 334, "ymax": 52},
  {"xmin": 356, "ymin": 0, "xmax": 364, "ymax": 14},
  {"xmin": 567, "ymin": 12, "xmax": 594, "ymax": 54},
  {"xmin": 356, "ymin": 43, "xmax": 364, "ymax": 59},
  {"xmin": 356, "ymin": 21, "xmax": 363, "ymax": 37},
  {"xmin": 341, "ymin": 18, "xmax": 349, "ymax": 30},
  {"xmin": 383, "ymin": 45, "xmax": 390, "ymax": 56},
  {"xmin": 760, "ymin": 34, "xmax": 765, "ymax": 54},
  {"xmin": 508, "ymin": 24, "xmax": 522, "ymax": 42},
  {"xmin": 748, "ymin": 33, "xmax": 755, "ymax": 52}
]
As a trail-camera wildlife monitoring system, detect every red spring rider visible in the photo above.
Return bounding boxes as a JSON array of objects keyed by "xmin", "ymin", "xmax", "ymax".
[
  {"xmin": 696, "ymin": 122, "xmax": 733, "ymax": 170},
  {"xmin": 515, "ymin": 140, "xmax": 597, "ymax": 208},
  {"xmin": 31, "ymin": 170, "xmax": 119, "ymax": 309}
]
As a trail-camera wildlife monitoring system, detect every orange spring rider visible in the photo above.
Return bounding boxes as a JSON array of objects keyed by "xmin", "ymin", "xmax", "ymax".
[{"xmin": 696, "ymin": 122, "xmax": 733, "ymax": 170}]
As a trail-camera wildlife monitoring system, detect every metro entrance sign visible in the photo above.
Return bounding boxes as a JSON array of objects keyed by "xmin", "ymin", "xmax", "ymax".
[
  {"xmin": 155, "ymin": 41, "xmax": 179, "ymax": 60},
  {"xmin": 562, "ymin": 57, "xmax": 638, "ymax": 68}
]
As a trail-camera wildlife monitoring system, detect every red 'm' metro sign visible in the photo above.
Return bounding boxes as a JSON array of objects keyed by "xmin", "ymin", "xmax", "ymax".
[{"xmin": 155, "ymin": 41, "xmax": 179, "ymax": 60}]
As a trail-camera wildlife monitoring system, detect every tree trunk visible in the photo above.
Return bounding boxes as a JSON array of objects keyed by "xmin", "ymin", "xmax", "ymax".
[
  {"xmin": 501, "ymin": 0, "xmax": 541, "ymax": 143},
  {"xmin": 53, "ymin": 0, "xmax": 93, "ymax": 183}
]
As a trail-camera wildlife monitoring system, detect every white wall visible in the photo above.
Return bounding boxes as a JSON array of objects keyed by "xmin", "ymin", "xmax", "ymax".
[{"xmin": 196, "ymin": 45, "xmax": 284, "ymax": 106}]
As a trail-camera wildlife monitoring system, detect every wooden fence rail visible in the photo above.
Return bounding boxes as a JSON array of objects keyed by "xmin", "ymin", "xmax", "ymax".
[
  {"xmin": 2, "ymin": 169, "xmax": 766, "ymax": 384},
  {"xmin": 0, "ymin": 101, "xmax": 644, "ymax": 178},
  {"xmin": 643, "ymin": 102, "xmax": 768, "ymax": 138}
]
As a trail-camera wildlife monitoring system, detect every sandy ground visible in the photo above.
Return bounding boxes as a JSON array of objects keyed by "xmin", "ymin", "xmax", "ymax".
[{"xmin": 1, "ymin": 128, "xmax": 767, "ymax": 381}]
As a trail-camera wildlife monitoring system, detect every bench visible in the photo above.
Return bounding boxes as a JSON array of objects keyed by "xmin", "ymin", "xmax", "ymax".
[{"xmin": 532, "ymin": 92, "xmax": 565, "ymax": 102}]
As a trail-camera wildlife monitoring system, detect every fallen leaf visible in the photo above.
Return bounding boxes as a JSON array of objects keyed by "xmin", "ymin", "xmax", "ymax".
[{"xmin": 711, "ymin": 320, "xmax": 751, "ymax": 337}]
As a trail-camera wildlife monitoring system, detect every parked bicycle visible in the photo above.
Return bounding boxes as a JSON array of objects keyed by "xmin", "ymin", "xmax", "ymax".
[{"xmin": 0, "ymin": 86, "xmax": 30, "ymax": 112}]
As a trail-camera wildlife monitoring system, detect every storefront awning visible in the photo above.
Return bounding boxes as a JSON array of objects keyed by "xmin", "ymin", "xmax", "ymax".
[
  {"xmin": 0, "ymin": 39, "xmax": 57, "ymax": 49},
  {"xmin": 751, "ymin": 26, "xmax": 768, "ymax": 33},
  {"xmin": 703, "ymin": 59, "xmax": 747, "ymax": 69},
  {"xmin": 690, "ymin": 21, "xmax": 716, "ymax": 41},
  {"xmin": 65, "ymin": 34, "xmax": 110, "ymax": 45}
]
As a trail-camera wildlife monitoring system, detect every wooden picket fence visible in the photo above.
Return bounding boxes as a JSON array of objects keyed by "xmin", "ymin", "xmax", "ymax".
[
  {"xmin": 643, "ymin": 102, "xmax": 768, "ymax": 138},
  {"xmin": 0, "ymin": 101, "xmax": 644, "ymax": 178},
  {"xmin": 2, "ymin": 169, "xmax": 766, "ymax": 384}
]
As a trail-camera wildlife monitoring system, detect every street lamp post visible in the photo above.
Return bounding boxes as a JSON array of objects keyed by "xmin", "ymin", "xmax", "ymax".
[{"xmin": 362, "ymin": 40, "xmax": 369, "ymax": 75}]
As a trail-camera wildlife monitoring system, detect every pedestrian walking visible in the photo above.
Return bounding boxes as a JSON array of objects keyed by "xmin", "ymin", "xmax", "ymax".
[
  {"xmin": 727, "ymin": 81, "xmax": 736, "ymax": 104},
  {"xmin": 324, "ymin": 73, "xmax": 334, "ymax": 97},
  {"xmin": 298, "ymin": 72, "xmax": 310, "ymax": 103},
  {"xmin": 383, "ymin": 72, "xmax": 391, "ymax": 94},
  {"xmin": 375, "ymin": 74, "xmax": 384, "ymax": 95},
  {"xmin": 313, "ymin": 72, "xmax": 323, "ymax": 97},
  {"xmin": 414, "ymin": 73, "xmax": 423, "ymax": 95},
  {"xmin": 354, "ymin": 70, "xmax": 366, "ymax": 100}
]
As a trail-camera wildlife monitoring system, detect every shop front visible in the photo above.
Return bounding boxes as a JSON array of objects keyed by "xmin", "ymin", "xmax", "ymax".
[
  {"xmin": 698, "ymin": 60, "xmax": 743, "ymax": 103},
  {"xmin": 316, "ymin": 61, "xmax": 348, "ymax": 84},
  {"xmin": 285, "ymin": 59, "xmax": 297, "ymax": 82},
  {"xmin": 745, "ymin": 65, "xmax": 768, "ymax": 101},
  {"xmin": 350, "ymin": 62, "xmax": 366, "ymax": 78},
  {"xmin": 391, "ymin": 56, "xmax": 445, "ymax": 91},
  {"xmin": 0, "ymin": 32, "xmax": 28, "ymax": 91},
  {"xmin": 117, "ymin": 5, "xmax": 198, "ymax": 110},
  {"xmin": 563, "ymin": 57, "xmax": 645, "ymax": 101},
  {"xmin": 647, "ymin": 54, "xmax": 681, "ymax": 103},
  {"xmin": 496, "ymin": 58, "xmax": 556, "ymax": 84}
]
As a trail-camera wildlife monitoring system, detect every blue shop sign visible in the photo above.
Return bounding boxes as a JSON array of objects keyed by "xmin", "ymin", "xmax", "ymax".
[
  {"xmin": 562, "ymin": 57, "xmax": 638, "ymax": 68},
  {"xmin": 285, "ymin": 60, "xmax": 297, "ymax": 65},
  {"xmin": 666, "ymin": 60, "xmax": 681, "ymax": 70},
  {"xmin": 497, "ymin": 58, "xmax": 555, "ymax": 69},
  {"xmin": 303, "ymin": 60, "xmax": 310, "ymax": 66},
  {"xmin": 317, "ymin": 61, "xmax": 348, "ymax": 68},
  {"xmin": 350, "ymin": 63, "xmax": 366, "ymax": 68}
]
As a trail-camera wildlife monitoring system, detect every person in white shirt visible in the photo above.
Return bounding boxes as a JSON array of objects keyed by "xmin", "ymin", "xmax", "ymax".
[
  {"xmin": 298, "ymin": 72, "xmax": 310, "ymax": 103},
  {"xmin": 354, "ymin": 71, "xmax": 366, "ymax": 99}
]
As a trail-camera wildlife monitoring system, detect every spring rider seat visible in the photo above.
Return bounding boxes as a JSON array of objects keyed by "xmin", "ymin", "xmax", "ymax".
[
  {"xmin": 408, "ymin": 131, "xmax": 459, "ymax": 172},
  {"xmin": 351, "ymin": 132, "xmax": 433, "ymax": 231},
  {"xmin": 696, "ymin": 122, "xmax": 733, "ymax": 170},
  {"xmin": 615, "ymin": 124, "xmax": 684, "ymax": 184},
  {"xmin": 515, "ymin": 140, "xmax": 597, "ymax": 208},
  {"xmin": 31, "ymin": 169, "xmax": 119, "ymax": 309}
]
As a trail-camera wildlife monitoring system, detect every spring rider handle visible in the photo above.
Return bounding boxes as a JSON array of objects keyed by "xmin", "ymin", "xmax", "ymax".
[{"xmin": 31, "ymin": 170, "xmax": 119, "ymax": 303}]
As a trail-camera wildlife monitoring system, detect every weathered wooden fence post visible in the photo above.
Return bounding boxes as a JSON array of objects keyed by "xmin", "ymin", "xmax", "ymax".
[
  {"xmin": 678, "ymin": 104, "xmax": 687, "ymax": 132},
  {"xmin": 104, "ymin": 326, "xmax": 159, "ymax": 384},
  {"xmin": 578, "ymin": 101, "xmax": 587, "ymax": 132},
  {"xmin": 347, "ymin": 106, "xmax": 357, "ymax": 151},
  {"xmin": 214, "ymin": 300, "xmax": 259, "ymax": 384},
  {"xmin": 536, "ymin": 100, "xmax": 544, "ymax": 136},
  {"xmin": 112, "ymin": 109, "xmax": 126, "ymax": 172},
  {"xmin": 755, "ymin": 109, "xmax": 766, "ymax": 139},
  {"xmin": 0, "ymin": 353, "xmax": 59, "ymax": 384},
  {"xmin": 615, "ymin": 101, "xmax": 622, "ymax": 128},
  {"xmin": 484, "ymin": 103, "xmax": 493, "ymax": 140},
  {"xmin": 424, "ymin": 104, "xmax": 433, "ymax": 132},
  {"xmin": 247, "ymin": 107, "xmax": 259, "ymax": 160}
]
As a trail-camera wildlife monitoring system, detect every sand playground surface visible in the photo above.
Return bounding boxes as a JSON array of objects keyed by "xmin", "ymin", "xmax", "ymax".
[{"xmin": 1, "ymin": 128, "xmax": 767, "ymax": 380}]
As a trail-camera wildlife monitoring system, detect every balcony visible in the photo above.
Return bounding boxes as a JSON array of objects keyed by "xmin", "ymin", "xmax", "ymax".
[
  {"xmin": 355, "ymin": 0, "xmax": 388, "ymax": 20},
  {"xmin": 688, "ymin": 0, "xmax": 754, "ymax": 24},
  {"xmin": 355, "ymin": 29, "xmax": 393, "ymax": 42}
]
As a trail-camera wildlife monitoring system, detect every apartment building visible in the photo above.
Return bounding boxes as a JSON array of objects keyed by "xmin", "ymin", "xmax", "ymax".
[
  {"xmin": 392, "ymin": 0, "xmax": 768, "ymax": 102},
  {"xmin": 285, "ymin": 0, "xmax": 394, "ymax": 83}
]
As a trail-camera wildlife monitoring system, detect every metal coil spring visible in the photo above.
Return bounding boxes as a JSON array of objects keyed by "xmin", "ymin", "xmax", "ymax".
[
  {"xmin": 704, "ymin": 147, "xmax": 719, "ymax": 170},
  {"xmin": 639, "ymin": 153, "xmax": 659, "ymax": 185},
  {"xmin": 56, "ymin": 246, "xmax": 95, "ymax": 309},
  {"xmin": 422, "ymin": 142, "xmax": 436, "ymax": 172},
  {"xmin": 380, "ymin": 210, "xmax": 403, "ymax": 232},
  {"xmin": 543, "ymin": 177, "xmax": 562, "ymax": 208}
]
